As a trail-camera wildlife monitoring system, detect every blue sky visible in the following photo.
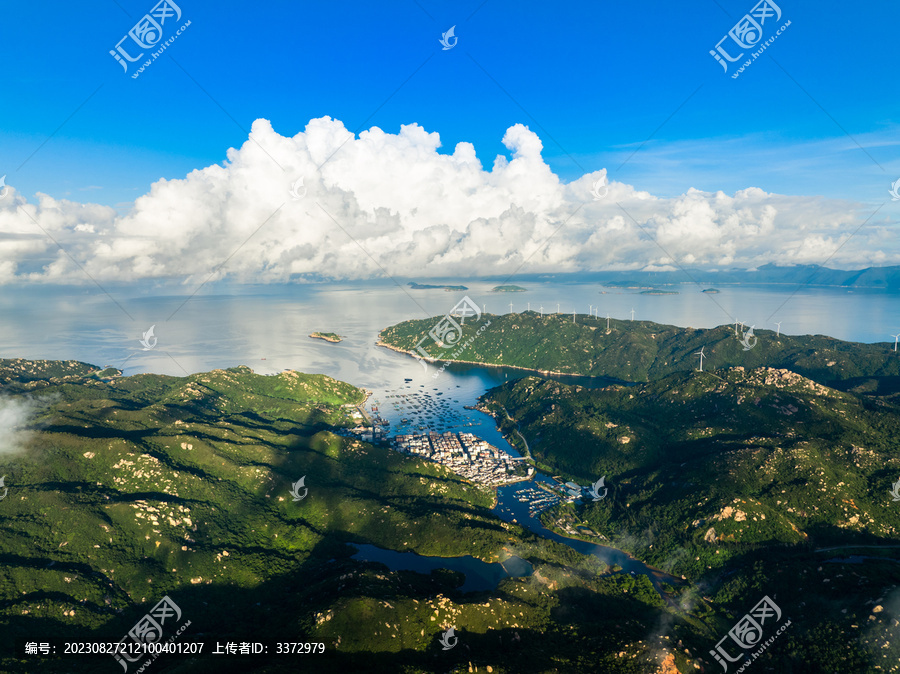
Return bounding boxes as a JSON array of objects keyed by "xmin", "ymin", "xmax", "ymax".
[
  {"xmin": 2, "ymin": 0, "xmax": 897, "ymax": 207},
  {"xmin": 0, "ymin": 0, "xmax": 898, "ymax": 285}
]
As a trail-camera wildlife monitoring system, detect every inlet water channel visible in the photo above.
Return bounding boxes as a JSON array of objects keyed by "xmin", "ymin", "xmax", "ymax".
[
  {"xmin": 359, "ymin": 356, "xmax": 682, "ymax": 596},
  {"xmin": 351, "ymin": 543, "xmax": 534, "ymax": 593}
]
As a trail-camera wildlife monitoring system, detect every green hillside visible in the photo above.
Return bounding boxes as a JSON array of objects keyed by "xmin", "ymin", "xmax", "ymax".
[
  {"xmin": 0, "ymin": 359, "xmax": 718, "ymax": 673},
  {"xmin": 378, "ymin": 312, "xmax": 900, "ymax": 386},
  {"xmin": 479, "ymin": 368, "xmax": 900, "ymax": 671}
]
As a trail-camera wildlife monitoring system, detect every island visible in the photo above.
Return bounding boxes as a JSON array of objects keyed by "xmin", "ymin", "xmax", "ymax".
[
  {"xmin": 702, "ymin": 288, "xmax": 720, "ymax": 293},
  {"xmin": 491, "ymin": 284, "xmax": 527, "ymax": 292},
  {"xmin": 407, "ymin": 282, "xmax": 468, "ymax": 291},
  {"xmin": 639, "ymin": 289, "xmax": 679, "ymax": 295},
  {"xmin": 601, "ymin": 281, "xmax": 655, "ymax": 289},
  {"xmin": 309, "ymin": 331, "xmax": 343, "ymax": 343}
]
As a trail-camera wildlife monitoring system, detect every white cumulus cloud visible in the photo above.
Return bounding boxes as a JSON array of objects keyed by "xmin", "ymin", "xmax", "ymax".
[{"xmin": 0, "ymin": 117, "xmax": 893, "ymax": 285}]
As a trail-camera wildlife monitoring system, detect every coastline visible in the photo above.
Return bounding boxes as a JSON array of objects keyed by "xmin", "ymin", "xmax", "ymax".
[
  {"xmin": 374, "ymin": 339, "xmax": 621, "ymax": 382},
  {"xmin": 374, "ymin": 335, "xmax": 680, "ymax": 592}
]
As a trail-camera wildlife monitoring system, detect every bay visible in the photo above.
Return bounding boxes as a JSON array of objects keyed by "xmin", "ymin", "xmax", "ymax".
[{"xmin": 2, "ymin": 279, "xmax": 897, "ymax": 593}]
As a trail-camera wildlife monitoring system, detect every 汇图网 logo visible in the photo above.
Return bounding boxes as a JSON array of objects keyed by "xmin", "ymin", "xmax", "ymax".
[
  {"xmin": 411, "ymin": 296, "xmax": 491, "ymax": 378},
  {"xmin": 140, "ymin": 325, "xmax": 158, "ymax": 350},
  {"xmin": 438, "ymin": 627, "xmax": 458, "ymax": 650},
  {"xmin": 889, "ymin": 179, "xmax": 900, "ymax": 201},
  {"xmin": 290, "ymin": 476, "xmax": 308, "ymax": 501},
  {"xmin": 709, "ymin": 595, "xmax": 791, "ymax": 671},
  {"xmin": 112, "ymin": 595, "xmax": 188, "ymax": 672},
  {"xmin": 740, "ymin": 325, "xmax": 758, "ymax": 351},
  {"xmin": 289, "ymin": 178, "xmax": 306, "ymax": 200},
  {"xmin": 710, "ymin": 0, "xmax": 790, "ymax": 78},
  {"xmin": 439, "ymin": 26, "xmax": 458, "ymax": 50},
  {"xmin": 588, "ymin": 476, "xmax": 608, "ymax": 501},
  {"xmin": 590, "ymin": 176, "xmax": 609, "ymax": 200},
  {"xmin": 110, "ymin": 0, "xmax": 191, "ymax": 79}
]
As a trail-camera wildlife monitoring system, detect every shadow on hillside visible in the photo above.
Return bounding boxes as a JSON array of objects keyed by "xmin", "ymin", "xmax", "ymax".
[{"xmin": 1, "ymin": 531, "xmax": 654, "ymax": 674}]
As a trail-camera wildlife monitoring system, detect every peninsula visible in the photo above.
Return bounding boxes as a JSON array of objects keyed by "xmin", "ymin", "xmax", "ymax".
[{"xmin": 378, "ymin": 312, "xmax": 900, "ymax": 386}]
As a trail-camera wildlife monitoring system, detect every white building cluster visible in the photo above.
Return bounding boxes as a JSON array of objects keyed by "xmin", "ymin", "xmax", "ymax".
[{"xmin": 393, "ymin": 431, "xmax": 525, "ymax": 486}]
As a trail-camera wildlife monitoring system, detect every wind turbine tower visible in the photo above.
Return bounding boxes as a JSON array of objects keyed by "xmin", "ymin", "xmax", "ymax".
[
  {"xmin": 695, "ymin": 346, "xmax": 706, "ymax": 372},
  {"xmin": 893, "ymin": 333, "xmax": 900, "ymax": 352},
  {"xmin": 630, "ymin": 308, "xmax": 635, "ymax": 321},
  {"xmin": 775, "ymin": 321, "xmax": 782, "ymax": 337}
]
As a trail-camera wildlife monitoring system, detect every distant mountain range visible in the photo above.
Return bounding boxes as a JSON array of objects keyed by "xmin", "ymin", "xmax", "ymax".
[{"xmin": 475, "ymin": 264, "xmax": 900, "ymax": 289}]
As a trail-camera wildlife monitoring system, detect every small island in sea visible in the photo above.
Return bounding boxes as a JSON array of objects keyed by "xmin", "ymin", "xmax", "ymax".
[
  {"xmin": 639, "ymin": 289, "xmax": 679, "ymax": 295},
  {"xmin": 408, "ymin": 282, "xmax": 468, "ymax": 291},
  {"xmin": 491, "ymin": 284, "xmax": 526, "ymax": 292},
  {"xmin": 702, "ymin": 288, "xmax": 720, "ymax": 293},
  {"xmin": 310, "ymin": 331, "xmax": 343, "ymax": 343},
  {"xmin": 602, "ymin": 281, "xmax": 655, "ymax": 289}
]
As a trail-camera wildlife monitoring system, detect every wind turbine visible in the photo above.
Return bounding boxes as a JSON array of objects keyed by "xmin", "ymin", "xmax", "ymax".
[
  {"xmin": 540, "ymin": 305, "xmax": 544, "ymax": 317},
  {"xmin": 630, "ymin": 308, "xmax": 635, "ymax": 321},
  {"xmin": 589, "ymin": 304, "xmax": 593, "ymax": 317},
  {"xmin": 893, "ymin": 333, "xmax": 900, "ymax": 352},
  {"xmin": 509, "ymin": 302, "xmax": 514, "ymax": 313},
  {"xmin": 734, "ymin": 319, "xmax": 739, "ymax": 336},
  {"xmin": 606, "ymin": 312, "xmax": 610, "ymax": 330},
  {"xmin": 527, "ymin": 302, "xmax": 530, "ymax": 311},
  {"xmin": 573, "ymin": 309, "xmax": 576, "ymax": 324},
  {"xmin": 774, "ymin": 321, "xmax": 782, "ymax": 337},
  {"xmin": 557, "ymin": 303, "xmax": 560, "ymax": 314},
  {"xmin": 695, "ymin": 346, "xmax": 706, "ymax": 372}
]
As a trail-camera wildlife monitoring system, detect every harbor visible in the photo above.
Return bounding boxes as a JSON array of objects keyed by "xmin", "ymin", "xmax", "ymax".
[{"xmin": 341, "ymin": 389, "xmax": 604, "ymax": 518}]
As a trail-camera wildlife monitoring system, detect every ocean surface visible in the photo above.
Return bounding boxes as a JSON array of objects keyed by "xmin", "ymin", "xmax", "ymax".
[
  {"xmin": 3, "ymin": 280, "xmax": 897, "ymax": 377},
  {"xmin": 3, "ymin": 280, "xmax": 897, "ymax": 588}
]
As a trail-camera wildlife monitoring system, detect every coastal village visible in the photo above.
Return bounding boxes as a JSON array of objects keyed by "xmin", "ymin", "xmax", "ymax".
[
  {"xmin": 341, "ymin": 395, "xmax": 604, "ymax": 517},
  {"xmin": 341, "ymin": 387, "xmax": 533, "ymax": 487},
  {"xmin": 392, "ymin": 431, "xmax": 530, "ymax": 486}
]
